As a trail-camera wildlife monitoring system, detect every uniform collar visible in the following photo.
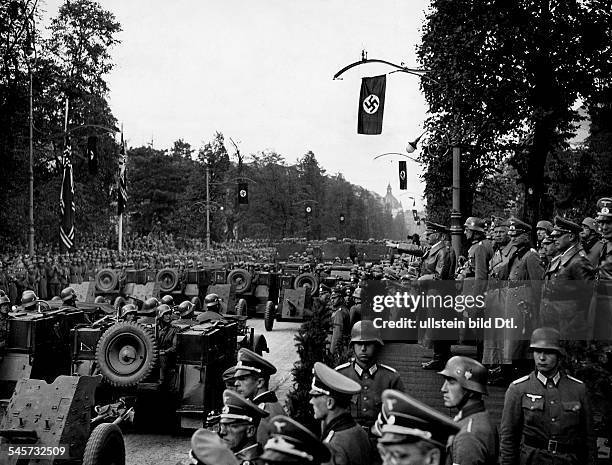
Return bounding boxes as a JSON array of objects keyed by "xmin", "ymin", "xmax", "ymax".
[
  {"xmin": 560, "ymin": 244, "xmax": 580, "ymax": 266},
  {"xmin": 321, "ymin": 412, "xmax": 356, "ymax": 440},
  {"xmin": 252, "ymin": 390, "xmax": 278, "ymax": 405},
  {"xmin": 353, "ymin": 361, "xmax": 377, "ymax": 377},
  {"xmin": 235, "ymin": 442, "xmax": 261, "ymax": 458},
  {"xmin": 453, "ymin": 400, "xmax": 486, "ymax": 422},
  {"xmin": 536, "ymin": 371, "xmax": 561, "ymax": 387}
]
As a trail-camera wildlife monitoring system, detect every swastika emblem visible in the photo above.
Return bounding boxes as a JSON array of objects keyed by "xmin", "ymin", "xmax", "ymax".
[
  {"xmin": 305, "ymin": 206, "xmax": 312, "ymax": 213},
  {"xmin": 239, "ymin": 189, "xmax": 247, "ymax": 197},
  {"xmin": 399, "ymin": 171, "xmax": 406, "ymax": 180},
  {"xmin": 362, "ymin": 94, "xmax": 380, "ymax": 114}
]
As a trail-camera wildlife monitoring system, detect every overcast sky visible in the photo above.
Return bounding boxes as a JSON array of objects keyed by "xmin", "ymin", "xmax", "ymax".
[{"xmin": 42, "ymin": 0, "xmax": 431, "ymax": 208}]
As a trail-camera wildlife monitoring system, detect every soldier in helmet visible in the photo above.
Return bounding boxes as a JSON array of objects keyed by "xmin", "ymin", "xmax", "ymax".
[
  {"xmin": 233, "ymin": 348, "xmax": 286, "ymax": 444},
  {"xmin": 160, "ymin": 294, "xmax": 175, "ymax": 308},
  {"xmin": 196, "ymin": 293, "xmax": 227, "ymax": 323},
  {"xmin": 0, "ymin": 292, "xmax": 10, "ymax": 353},
  {"xmin": 176, "ymin": 300, "xmax": 195, "ymax": 321},
  {"xmin": 156, "ymin": 304, "xmax": 178, "ymax": 391},
  {"xmin": 191, "ymin": 296, "xmax": 203, "ymax": 314},
  {"xmin": 139, "ymin": 297, "xmax": 159, "ymax": 326},
  {"xmin": 499, "ymin": 327, "xmax": 595, "ymax": 465},
  {"xmin": 376, "ymin": 390, "xmax": 460, "ymax": 465},
  {"xmin": 309, "ymin": 362, "xmax": 372, "ymax": 465},
  {"xmin": 219, "ymin": 389, "xmax": 269, "ymax": 464},
  {"xmin": 336, "ymin": 321, "xmax": 404, "ymax": 433},
  {"xmin": 60, "ymin": 286, "xmax": 78, "ymax": 308},
  {"xmin": 437, "ymin": 356, "xmax": 497, "ymax": 464},
  {"xmin": 20, "ymin": 290, "xmax": 39, "ymax": 312},
  {"xmin": 591, "ymin": 197, "xmax": 612, "ymax": 340},
  {"xmin": 259, "ymin": 415, "xmax": 331, "ymax": 465},
  {"xmin": 536, "ymin": 220, "xmax": 553, "ymax": 248},
  {"xmin": 330, "ymin": 287, "xmax": 351, "ymax": 355},
  {"xmin": 120, "ymin": 303, "xmax": 138, "ymax": 323},
  {"xmin": 348, "ymin": 287, "xmax": 362, "ymax": 329},
  {"xmin": 579, "ymin": 217, "xmax": 602, "ymax": 266}
]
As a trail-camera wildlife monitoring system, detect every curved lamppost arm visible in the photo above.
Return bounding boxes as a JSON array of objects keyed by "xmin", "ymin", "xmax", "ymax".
[
  {"xmin": 372, "ymin": 152, "xmax": 420, "ymax": 163},
  {"xmin": 333, "ymin": 57, "xmax": 438, "ymax": 84}
]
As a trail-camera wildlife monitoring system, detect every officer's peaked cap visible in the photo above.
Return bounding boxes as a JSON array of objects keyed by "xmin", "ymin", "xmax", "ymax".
[
  {"xmin": 234, "ymin": 348, "xmax": 277, "ymax": 378},
  {"xmin": 310, "ymin": 362, "xmax": 361, "ymax": 398},
  {"xmin": 220, "ymin": 389, "xmax": 268, "ymax": 424}
]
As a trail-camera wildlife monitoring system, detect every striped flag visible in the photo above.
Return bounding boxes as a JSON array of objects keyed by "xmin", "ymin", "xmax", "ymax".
[
  {"xmin": 59, "ymin": 136, "xmax": 75, "ymax": 251},
  {"xmin": 117, "ymin": 134, "xmax": 127, "ymax": 215}
]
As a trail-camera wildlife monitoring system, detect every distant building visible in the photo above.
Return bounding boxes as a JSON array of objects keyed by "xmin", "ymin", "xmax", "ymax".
[
  {"xmin": 382, "ymin": 183, "xmax": 426, "ymax": 239},
  {"xmin": 383, "ymin": 183, "xmax": 403, "ymax": 216}
]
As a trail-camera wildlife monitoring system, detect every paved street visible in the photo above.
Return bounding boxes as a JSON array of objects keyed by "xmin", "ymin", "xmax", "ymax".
[{"xmin": 125, "ymin": 319, "xmax": 301, "ymax": 465}]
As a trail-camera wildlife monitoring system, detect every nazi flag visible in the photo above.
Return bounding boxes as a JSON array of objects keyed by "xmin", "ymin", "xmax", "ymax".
[
  {"xmin": 357, "ymin": 75, "xmax": 386, "ymax": 135},
  {"xmin": 238, "ymin": 182, "xmax": 249, "ymax": 204},
  {"xmin": 399, "ymin": 160, "xmax": 407, "ymax": 190}
]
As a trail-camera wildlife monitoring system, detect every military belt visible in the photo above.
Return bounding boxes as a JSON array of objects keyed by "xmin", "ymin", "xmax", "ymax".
[{"xmin": 523, "ymin": 436, "xmax": 573, "ymax": 454}]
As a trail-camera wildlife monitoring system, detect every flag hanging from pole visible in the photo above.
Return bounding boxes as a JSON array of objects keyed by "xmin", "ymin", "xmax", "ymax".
[
  {"xmin": 357, "ymin": 75, "xmax": 386, "ymax": 135},
  {"xmin": 237, "ymin": 182, "xmax": 249, "ymax": 204},
  {"xmin": 117, "ymin": 134, "xmax": 127, "ymax": 215},
  {"xmin": 399, "ymin": 160, "xmax": 407, "ymax": 190},
  {"xmin": 59, "ymin": 136, "xmax": 75, "ymax": 251}
]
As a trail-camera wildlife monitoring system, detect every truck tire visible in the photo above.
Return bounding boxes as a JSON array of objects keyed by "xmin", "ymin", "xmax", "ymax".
[
  {"xmin": 252, "ymin": 334, "xmax": 269, "ymax": 355},
  {"xmin": 236, "ymin": 298, "xmax": 247, "ymax": 316},
  {"xmin": 264, "ymin": 301, "xmax": 275, "ymax": 331},
  {"xmin": 96, "ymin": 269, "xmax": 117, "ymax": 292},
  {"xmin": 156, "ymin": 268, "xmax": 178, "ymax": 293},
  {"xmin": 96, "ymin": 322, "xmax": 157, "ymax": 387},
  {"xmin": 294, "ymin": 272, "xmax": 318, "ymax": 295},
  {"xmin": 83, "ymin": 423, "xmax": 125, "ymax": 465},
  {"xmin": 227, "ymin": 269, "xmax": 252, "ymax": 293}
]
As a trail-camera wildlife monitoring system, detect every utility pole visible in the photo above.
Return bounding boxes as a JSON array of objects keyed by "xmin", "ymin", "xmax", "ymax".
[
  {"xmin": 206, "ymin": 163, "xmax": 210, "ymax": 250},
  {"xmin": 450, "ymin": 146, "xmax": 462, "ymax": 260}
]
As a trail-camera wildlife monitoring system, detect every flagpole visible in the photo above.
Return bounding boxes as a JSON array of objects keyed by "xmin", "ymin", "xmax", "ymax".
[{"xmin": 118, "ymin": 124, "xmax": 123, "ymax": 253}]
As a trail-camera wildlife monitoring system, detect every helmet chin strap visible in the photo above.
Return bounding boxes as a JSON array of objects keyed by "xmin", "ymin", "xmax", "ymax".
[{"xmin": 455, "ymin": 390, "xmax": 473, "ymax": 411}]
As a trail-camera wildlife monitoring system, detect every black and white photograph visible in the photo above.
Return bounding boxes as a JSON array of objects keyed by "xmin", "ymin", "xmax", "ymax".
[{"xmin": 0, "ymin": 1, "xmax": 611, "ymax": 464}]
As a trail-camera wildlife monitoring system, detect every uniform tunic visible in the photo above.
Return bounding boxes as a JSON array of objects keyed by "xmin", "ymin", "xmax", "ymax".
[
  {"xmin": 253, "ymin": 390, "xmax": 286, "ymax": 445},
  {"xmin": 540, "ymin": 244, "xmax": 595, "ymax": 340},
  {"xmin": 322, "ymin": 412, "xmax": 372, "ymax": 465},
  {"xmin": 330, "ymin": 304, "xmax": 350, "ymax": 355},
  {"xmin": 499, "ymin": 371, "xmax": 595, "ymax": 465},
  {"xmin": 591, "ymin": 240, "xmax": 612, "ymax": 340},
  {"xmin": 448, "ymin": 400, "xmax": 497, "ymax": 465},
  {"xmin": 335, "ymin": 361, "xmax": 404, "ymax": 428}
]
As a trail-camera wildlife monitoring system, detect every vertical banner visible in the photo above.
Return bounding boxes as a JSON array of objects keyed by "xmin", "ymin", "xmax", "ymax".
[
  {"xmin": 357, "ymin": 75, "xmax": 386, "ymax": 135},
  {"xmin": 305, "ymin": 204, "xmax": 313, "ymax": 216},
  {"xmin": 238, "ymin": 182, "xmax": 249, "ymax": 204},
  {"xmin": 59, "ymin": 137, "xmax": 75, "ymax": 251},
  {"xmin": 117, "ymin": 133, "xmax": 127, "ymax": 215},
  {"xmin": 399, "ymin": 160, "xmax": 407, "ymax": 190}
]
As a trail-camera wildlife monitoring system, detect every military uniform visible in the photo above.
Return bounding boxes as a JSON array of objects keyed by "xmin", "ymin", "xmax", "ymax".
[
  {"xmin": 330, "ymin": 294, "xmax": 350, "ymax": 355},
  {"xmin": 311, "ymin": 362, "xmax": 372, "ymax": 465},
  {"xmin": 499, "ymin": 371, "xmax": 595, "ymax": 465},
  {"xmin": 336, "ymin": 360, "xmax": 404, "ymax": 428},
  {"xmin": 190, "ymin": 428, "xmax": 239, "ymax": 465},
  {"xmin": 252, "ymin": 390, "xmax": 286, "ymax": 445},
  {"xmin": 450, "ymin": 401, "xmax": 497, "ymax": 465},
  {"xmin": 235, "ymin": 444, "xmax": 262, "ymax": 465}
]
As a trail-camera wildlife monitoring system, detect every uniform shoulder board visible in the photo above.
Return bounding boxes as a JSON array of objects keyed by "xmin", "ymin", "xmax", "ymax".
[
  {"xmin": 466, "ymin": 418, "xmax": 473, "ymax": 433},
  {"xmin": 335, "ymin": 362, "xmax": 351, "ymax": 370},
  {"xmin": 379, "ymin": 364, "xmax": 397, "ymax": 373},
  {"xmin": 530, "ymin": 248, "xmax": 537, "ymax": 253},
  {"xmin": 512, "ymin": 375, "xmax": 529, "ymax": 385},
  {"xmin": 324, "ymin": 430, "xmax": 335, "ymax": 443},
  {"xmin": 567, "ymin": 375, "xmax": 584, "ymax": 384},
  {"xmin": 579, "ymin": 251, "xmax": 586, "ymax": 258}
]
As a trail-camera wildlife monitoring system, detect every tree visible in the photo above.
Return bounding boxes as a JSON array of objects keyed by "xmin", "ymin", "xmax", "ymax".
[{"xmin": 417, "ymin": 0, "xmax": 611, "ymax": 224}]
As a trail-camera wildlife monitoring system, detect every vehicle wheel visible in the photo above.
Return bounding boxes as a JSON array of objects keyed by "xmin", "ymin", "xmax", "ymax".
[
  {"xmin": 227, "ymin": 269, "xmax": 252, "ymax": 293},
  {"xmin": 83, "ymin": 422, "xmax": 125, "ymax": 465},
  {"xmin": 95, "ymin": 322, "xmax": 157, "ymax": 387},
  {"xmin": 156, "ymin": 268, "xmax": 178, "ymax": 293},
  {"xmin": 264, "ymin": 301, "xmax": 275, "ymax": 332},
  {"xmin": 236, "ymin": 298, "xmax": 247, "ymax": 316},
  {"xmin": 96, "ymin": 269, "xmax": 118, "ymax": 292},
  {"xmin": 294, "ymin": 272, "xmax": 319, "ymax": 295},
  {"xmin": 252, "ymin": 334, "xmax": 269, "ymax": 355}
]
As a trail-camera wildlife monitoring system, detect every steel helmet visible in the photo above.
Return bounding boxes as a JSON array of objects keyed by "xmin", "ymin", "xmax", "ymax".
[
  {"xmin": 536, "ymin": 220, "xmax": 553, "ymax": 233},
  {"xmin": 60, "ymin": 286, "xmax": 77, "ymax": 303},
  {"xmin": 353, "ymin": 287, "xmax": 363, "ymax": 300},
  {"xmin": 204, "ymin": 293, "xmax": 221, "ymax": 308},
  {"xmin": 529, "ymin": 327, "xmax": 564, "ymax": 355},
  {"xmin": 160, "ymin": 294, "xmax": 175, "ymax": 307},
  {"xmin": 350, "ymin": 320, "xmax": 384, "ymax": 346},
  {"xmin": 157, "ymin": 304, "xmax": 172, "ymax": 318},
  {"xmin": 190, "ymin": 296, "xmax": 202, "ymax": 313},
  {"xmin": 120, "ymin": 303, "xmax": 138, "ymax": 318},
  {"xmin": 21, "ymin": 290, "xmax": 38, "ymax": 309},
  {"xmin": 141, "ymin": 297, "xmax": 159, "ymax": 315},
  {"xmin": 437, "ymin": 356, "xmax": 488, "ymax": 395},
  {"xmin": 178, "ymin": 301, "xmax": 194, "ymax": 318},
  {"xmin": 464, "ymin": 217, "xmax": 486, "ymax": 233},
  {"xmin": 94, "ymin": 296, "xmax": 108, "ymax": 304}
]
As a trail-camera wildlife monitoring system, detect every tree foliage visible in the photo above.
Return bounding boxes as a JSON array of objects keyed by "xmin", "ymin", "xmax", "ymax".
[{"xmin": 417, "ymin": 0, "xmax": 612, "ymax": 224}]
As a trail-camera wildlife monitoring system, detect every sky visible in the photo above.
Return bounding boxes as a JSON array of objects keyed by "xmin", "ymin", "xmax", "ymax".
[{"xmin": 41, "ymin": 0, "xmax": 431, "ymax": 209}]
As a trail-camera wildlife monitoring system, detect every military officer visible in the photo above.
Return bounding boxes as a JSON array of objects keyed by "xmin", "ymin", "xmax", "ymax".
[
  {"xmin": 540, "ymin": 216, "xmax": 595, "ymax": 340},
  {"xmin": 579, "ymin": 217, "xmax": 602, "ymax": 266},
  {"xmin": 437, "ymin": 356, "xmax": 497, "ymax": 465},
  {"xmin": 499, "ymin": 327, "xmax": 595, "ymax": 465},
  {"xmin": 309, "ymin": 362, "xmax": 372, "ymax": 465},
  {"xmin": 190, "ymin": 428, "xmax": 239, "ymax": 465},
  {"xmin": 377, "ymin": 390, "xmax": 460, "ymax": 465},
  {"xmin": 233, "ymin": 348, "xmax": 286, "ymax": 445},
  {"xmin": 330, "ymin": 287, "xmax": 351, "ymax": 355},
  {"xmin": 224, "ymin": 366, "xmax": 238, "ymax": 391},
  {"xmin": 259, "ymin": 415, "xmax": 331, "ymax": 465},
  {"xmin": 536, "ymin": 220, "xmax": 554, "ymax": 248},
  {"xmin": 590, "ymin": 197, "xmax": 612, "ymax": 340},
  {"xmin": 336, "ymin": 321, "xmax": 404, "ymax": 431},
  {"xmin": 418, "ymin": 221, "xmax": 453, "ymax": 369},
  {"xmin": 219, "ymin": 389, "xmax": 269, "ymax": 464},
  {"xmin": 156, "ymin": 304, "xmax": 178, "ymax": 390}
]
